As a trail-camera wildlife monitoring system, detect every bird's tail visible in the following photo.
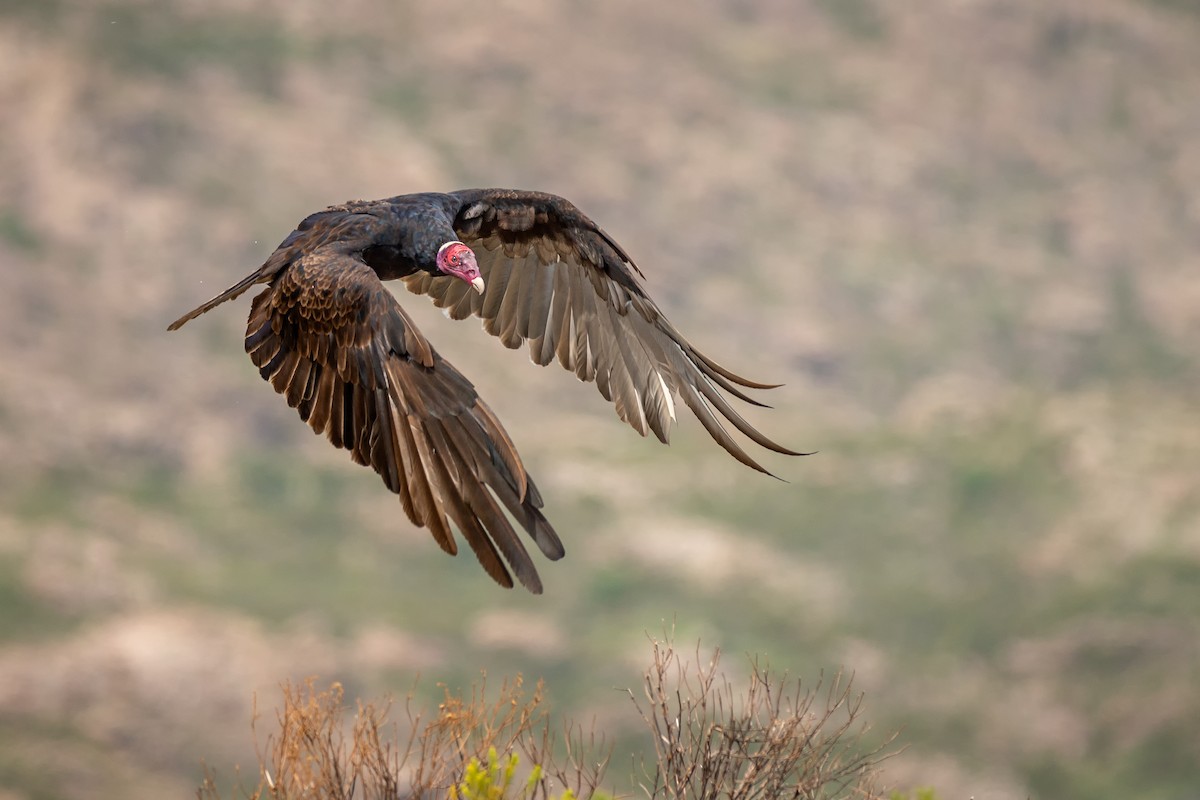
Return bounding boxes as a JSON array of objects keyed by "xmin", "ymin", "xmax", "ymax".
[{"xmin": 167, "ymin": 271, "xmax": 264, "ymax": 331}]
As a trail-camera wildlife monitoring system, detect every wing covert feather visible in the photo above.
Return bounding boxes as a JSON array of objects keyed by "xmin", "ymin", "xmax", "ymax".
[{"xmin": 400, "ymin": 189, "xmax": 801, "ymax": 475}]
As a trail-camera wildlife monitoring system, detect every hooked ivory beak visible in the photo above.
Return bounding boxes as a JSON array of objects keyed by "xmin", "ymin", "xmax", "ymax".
[{"xmin": 470, "ymin": 276, "xmax": 485, "ymax": 294}]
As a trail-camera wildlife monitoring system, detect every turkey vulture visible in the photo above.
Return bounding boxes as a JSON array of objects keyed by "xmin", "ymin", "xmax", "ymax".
[{"xmin": 169, "ymin": 189, "xmax": 800, "ymax": 593}]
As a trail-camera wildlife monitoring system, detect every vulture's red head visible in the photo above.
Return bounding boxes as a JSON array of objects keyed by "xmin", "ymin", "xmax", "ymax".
[{"xmin": 437, "ymin": 241, "xmax": 484, "ymax": 294}]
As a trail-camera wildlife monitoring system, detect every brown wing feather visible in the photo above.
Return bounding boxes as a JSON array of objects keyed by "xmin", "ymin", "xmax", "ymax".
[
  {"xmin": 245, "ymin": 250, "xmax": 562, "ymax": 593},
  {"xmin": 402, "ymin": 188, "xmax": 803, "ymax": 476}
]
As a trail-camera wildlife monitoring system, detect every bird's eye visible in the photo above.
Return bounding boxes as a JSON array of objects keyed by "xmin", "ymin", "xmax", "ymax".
[{"xmin": 450, "ymin": 254, "xmax": 460, "ymax": 265}]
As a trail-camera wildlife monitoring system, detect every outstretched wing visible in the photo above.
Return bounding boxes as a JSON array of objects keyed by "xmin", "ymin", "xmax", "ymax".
[
  {"xmin": 399, "ymin": 188, "xmax": 801, "ymax": 476},
  {"xmin": 246, "ymin": 248, "xmax": 563, "ymax": 593}
]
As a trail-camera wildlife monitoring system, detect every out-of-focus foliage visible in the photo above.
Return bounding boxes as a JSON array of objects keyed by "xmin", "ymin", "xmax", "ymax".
[{"xmin": 0, "ymin": 1, "xmax": 1198, "ymax": 799}]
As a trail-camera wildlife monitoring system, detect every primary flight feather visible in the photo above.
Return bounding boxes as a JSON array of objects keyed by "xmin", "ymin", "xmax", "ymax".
[{"xmin": 169, "ymin": 188, "xmax": 801, "ymax": 593}]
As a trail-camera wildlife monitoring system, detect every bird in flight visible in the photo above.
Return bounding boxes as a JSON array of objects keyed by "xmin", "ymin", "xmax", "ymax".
[{"xmin": 169, "ymin": 189, "xmax": 800, "ymax": 593}]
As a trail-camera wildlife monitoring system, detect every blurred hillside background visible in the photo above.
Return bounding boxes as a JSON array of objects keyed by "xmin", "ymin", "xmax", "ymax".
[{"xmin": 1, "ymin": 0, "xmax": 1199, "ymax": 797}]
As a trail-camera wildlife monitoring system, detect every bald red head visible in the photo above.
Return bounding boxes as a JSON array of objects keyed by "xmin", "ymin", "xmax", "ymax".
[{"xmin": 436, "ymin": 241, "xmax": 485, "ymax": 294}]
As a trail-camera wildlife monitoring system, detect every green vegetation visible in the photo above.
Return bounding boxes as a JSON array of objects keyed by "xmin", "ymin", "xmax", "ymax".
[
  {"xmin": 0, "ymin": 558, "xmax": 79, "ymax": 641},
  {"xmin": 1, "ymin": 0, "xmax": 1198, "ymax": 798},
  {"xmin": 1143, "ymin": 0, "xmax": 1200, "ymax": 15},
  {"xmin": 86, "ymin": 4, "xmax": 352, "ymax": 95},
  {"xmin": 0, "ymin": 207, "xmax": 42, "ymax": 254},
  {"xmin": 450, "ymin": 751, "xmax": 560, "ymax": 800},
  {"xmin": 815, "ymin": 0, "xmax": 889, "ymax": 41},
  {"xmin": 889, "ymin": 790, "xmax": 939, "ymax": 800}
]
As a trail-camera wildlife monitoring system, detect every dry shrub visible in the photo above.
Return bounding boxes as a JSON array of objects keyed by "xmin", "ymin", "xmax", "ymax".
[
  {"xmin": 198, "ymin": 675, "xmax": 606, "ymax": 800},
  {"xmin": 200, "ymin": 638, "xmax": 894, "ymax": 800},
  {"xmin": 630, "ymin": 638, "xmax": 895, "ymax": 800}
]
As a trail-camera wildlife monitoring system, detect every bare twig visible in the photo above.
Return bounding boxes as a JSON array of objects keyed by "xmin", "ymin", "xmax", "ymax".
[
  {"xmin": 628, "ymin": 636, "xmax": 896, "ymax": 800},
  {"xmin": 199, "ymin": 675, "xmax": 608, "ymax": 800}
]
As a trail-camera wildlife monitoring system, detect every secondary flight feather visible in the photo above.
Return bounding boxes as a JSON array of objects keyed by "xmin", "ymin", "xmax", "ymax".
[{"xmin": 169, "ymin": 188, "xmax": 802, "ymax": 593}]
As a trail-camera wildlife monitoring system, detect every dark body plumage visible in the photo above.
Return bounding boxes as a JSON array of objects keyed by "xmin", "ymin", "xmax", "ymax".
[{"xmin": 169, "ymin": 188, "xmax": 799, "ymax": 593}]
